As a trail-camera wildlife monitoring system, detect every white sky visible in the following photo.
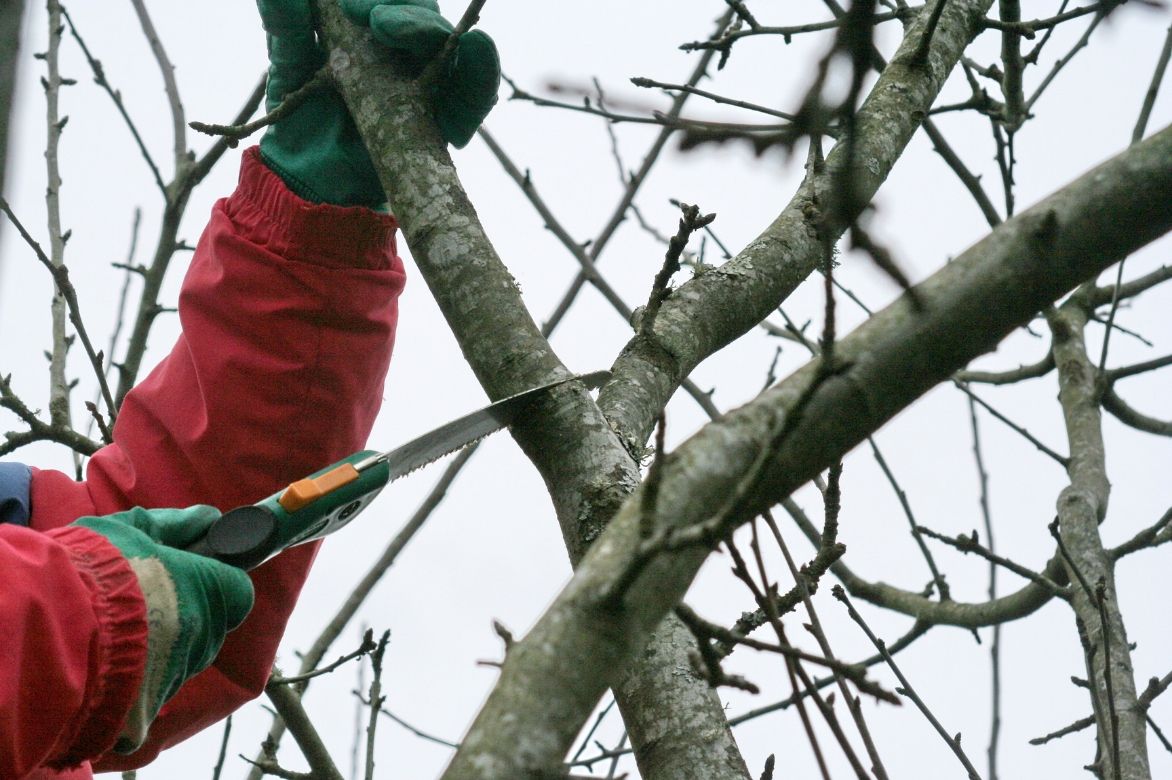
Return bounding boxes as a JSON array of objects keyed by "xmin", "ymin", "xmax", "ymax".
[{"xmin": 2, "ymin": 2, "xmax": 1171, "ymax": 778}]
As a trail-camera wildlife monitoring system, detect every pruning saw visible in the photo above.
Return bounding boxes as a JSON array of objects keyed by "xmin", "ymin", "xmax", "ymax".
[{"xmin": 185, "ymin": 371, "xmax": 609, "ymax": 569}]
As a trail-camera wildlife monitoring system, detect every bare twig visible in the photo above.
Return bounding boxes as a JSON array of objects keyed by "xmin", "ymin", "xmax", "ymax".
[
  {"xmin": 0, "ymin": 196, "xmax": 118, "ymax": 431},
  {"xmin": 269, "ymin": 629, "xmax": 377, "ymax": 686},
  {"xmin": 765, "ymin": 507, "xmax": 892, "ymax": 780},
  {"xmin": 265, "ymin": 668, "xmax": 345, "ymax": 780},
  {"xmin": 1134, "ymin": 23, "xmax": 1172, "ymax": 143},
  {"xmin": 211, "ymin": 715, "xmax": 232, "ymax": 780},
  {"xmin": 128, "ymin": 0, "xmax": 186, "ymax": 168},
  {"xmin": 870, "ymin": 437, "xmax": 951, "ymax": 600},
  {"xmin": 1029, "ymin": 714, "xmax": 1096, "ymax": 745},
  {"xmin": 911, "ymin": 0, "xmax": 952, "ymax": 65},
  {"xmin": 43, "ymin": 0, "xmax": 71, "ymax": 433},
  {"xmin": 379, "ymin": 707, "xmax": 461, "ymax": 750},
  {"xmin": 190, "ymin": 67, "xmax": 331, "ymax": 145},
  {"xmin": 61, "ymin": 8, "xmax": 165, "ymax": 195},
  {"xmin": 640, "ymin": 203, "xmax": 714, "ymax": 337},
  {"xmin": 1102, "ymin": 386, "xmax": 1172, "ymax": 436},
  {"xmin": 835, "ymin": 586, "xmax": 984, "ymax": 779},
  {"xmin": 361, "ymin": 631, "xmax": 391, "ymax": 780},
  {"xmin": 915, "ymin": 525, "xmax": 1069, "ymax": 598},
  {"xmin": 953, "ymin": 380, "xmax": 1069, "ymax": 466}
]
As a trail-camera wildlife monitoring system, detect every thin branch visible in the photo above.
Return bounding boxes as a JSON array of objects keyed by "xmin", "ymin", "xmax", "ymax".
[
  {"xmin": 265, "ymin": 669, "xmax": 345, "ymax": 780},
  {"xmin": 417, "ymin": 0, "xmax": 489, "ymax": 90},
  {"xmin": 128, "ymin": 0, "xmax": 186, "ymax": 169},
  {"xmin": 0, "ymin": 196, "xmax": 118, "ymax": 428},
  {"xmin": 1134, "ymin": 23, "xmax": 1172, "ymax": 143},
  {"xmin": 190, "ymin": 67, "xmax": 331, "ymax": 145},
  {"xmin": 43, "ymin": 0, "xmax": 71, "ymax": 432},
  {"xmin": 765, "ymin": 508, "xmax": 892, "ymax": 780},
  {"xmin": 1090, "ymin": 264, "xmax": 1172, "ymax": 306},
  {"xmin": 679, "ymin": 10, "xmax": 904, "ymax": 53},
  {"xmin": 955, "ymin": 352, "xmax": 1053, "ymax": 384},
  {"xmin": 1029, "ymin": 714, "xmax": 1096, "ymax": 745},
  {"xmin": 630, "ymin": 77, "xmax": 798, "ymax": 121},
  {"xmin": 640, "ymin": 203, "xmax": 714, "ymax": 336},
  {"xmin": 969, "ymin": 395, "xmax": 1001, "ymax": 780},
  {"xmin": 953, "ymin": 380, "xmax": 1069, "ymax": 465},
  {"xmin": 835, "ymin": 586, "xmax": 984, "ymax": 779},
  {"xmin": 1110, "ymin": 507, "xmax": 1172, "ymax": 560},
  {"xmin": 1025, "ymin": 11, "xmax": 1105, "ymax": 113},
  {"xmin": 921, "ymin": 118, "xmax": 1001, "ymax": 227},
  {"xmin": 911, "ymin": 0, "xmax": 952, "ymax": 65},
  {"xmin": 870, "ymin": 437, "xmax": 951, "ymax": 600},
  {"xmin": 361, "ymin": 631, "xmax": 391, "ymax": 780},
  {"xmin": 1105, "ymin": 353, "xmax": 1172, "ymax": 382},
  {"xmin": 915, "ymin": 525, "xmax": 1069, "ymax": 598},
  {"xmin": 1101, "ymin": 386, "xmax": 1172, "ymax": 436},
  {"xmin": 61, "ymin": 7, "xmax": 165, "ymax": 195},
  {"xmin": 211, "ymin": 715, "xmax": 232, "ymax": 780},
  {"xmin": 269, "ymin": 629, "xmax": 377, "ymax": 686},
  {"xmin": 379, "ymin": 708, "xmax": 461, "ymax": 750}
]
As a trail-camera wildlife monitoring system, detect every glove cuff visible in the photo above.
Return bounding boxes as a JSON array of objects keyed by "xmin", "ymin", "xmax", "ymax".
[
  {"xmin": 231, "ymin": 147, "xmax": 400, "ymax": 270},
  {"xmin": 42, "ymin": 525, "xmax": 149, "ymax": 769}
]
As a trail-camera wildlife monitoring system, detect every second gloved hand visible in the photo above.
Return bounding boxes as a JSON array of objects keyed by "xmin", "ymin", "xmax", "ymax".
[
  {"xmin": 72, "ymin": 506, "xmax": 254, "ymax": 755},
  {"xmin": 257, "ymin": 0, "xmax": 500, "ymax": 208},
  {"xmin": 340, "ymin": 0, "xmax": 500, "ymax": 149}
]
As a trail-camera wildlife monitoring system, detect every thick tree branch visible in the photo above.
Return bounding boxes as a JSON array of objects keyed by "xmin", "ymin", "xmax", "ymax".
[
  {"xmin": 442, "ymin": 123, "xmax": 1172, "ymax": 778},
  {"xmin": 596, "ymin": 0, "xmax": 998, "ymax": 458},
  {"xmin": 316, "ymin": 4, "xmax": 752, "ymax": 779},
  {"xmin": 1048, "ymin": 301, "xmax": 1150, "ymax": 779}
]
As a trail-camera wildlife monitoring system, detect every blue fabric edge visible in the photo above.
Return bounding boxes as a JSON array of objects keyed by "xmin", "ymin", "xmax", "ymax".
[{"xmin": 0, "ymin": 462, "xmax": 32, "ymax": 527}]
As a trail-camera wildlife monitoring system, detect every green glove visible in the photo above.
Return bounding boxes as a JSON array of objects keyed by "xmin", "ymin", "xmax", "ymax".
[
  {"xmin": 340, "ymin": 0, "xmax": 500, "ymax": 148},
  {"xmin": 257, "ymin": 0, "xmax": 501, "ymax": 208},
  {"xmin": 73, "ymin": 506, "xmax": 255, "ymax": 755}
]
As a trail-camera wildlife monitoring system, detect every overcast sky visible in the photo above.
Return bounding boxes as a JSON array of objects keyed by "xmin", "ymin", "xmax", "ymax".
[{"xmin": 2, "ymin": 3, "xmax": 1171, "ymax": 778}]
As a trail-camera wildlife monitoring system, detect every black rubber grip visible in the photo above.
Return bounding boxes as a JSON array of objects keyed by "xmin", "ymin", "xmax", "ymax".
[{"xmin": 185, "ymin": 505, "xmax": 279, "ymax": 570}]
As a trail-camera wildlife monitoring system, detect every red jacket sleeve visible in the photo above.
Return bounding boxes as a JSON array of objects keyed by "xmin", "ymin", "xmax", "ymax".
[
  {"xmin": 25, "ymin": 147, "xmax": 405, "ymax": 770},
  {"xmin": 0, "ymin": 524, "xmax": 147, "ymax": 780}
]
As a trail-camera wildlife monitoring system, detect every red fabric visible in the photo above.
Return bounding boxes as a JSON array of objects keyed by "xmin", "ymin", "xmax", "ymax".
[
  {"xmin": 0, "ymin": 525, "xmax": 147, "ymax": 780},
  {"xmin": 8, "ymin": 147, "xmax": 404, "ymax": 777}
]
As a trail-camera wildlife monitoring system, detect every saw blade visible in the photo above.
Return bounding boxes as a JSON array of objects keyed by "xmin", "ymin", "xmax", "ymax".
[{"xmin": 357, "ymin": 370, "xmax": 610, "ymax": 481}]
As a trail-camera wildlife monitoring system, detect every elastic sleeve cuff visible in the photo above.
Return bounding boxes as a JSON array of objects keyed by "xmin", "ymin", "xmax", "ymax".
[
  {"xmin": 42, "ymin": 525, "xmax": 148, "ymax": 768},
  {"xmin": 225, "ymin": 146, "xmax": 400, "ymax": 271}
]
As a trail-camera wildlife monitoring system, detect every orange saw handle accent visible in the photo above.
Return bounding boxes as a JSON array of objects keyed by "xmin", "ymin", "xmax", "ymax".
[{"xmin": 278, "ymin": 463, "xmax": 361, "ymax": 512}]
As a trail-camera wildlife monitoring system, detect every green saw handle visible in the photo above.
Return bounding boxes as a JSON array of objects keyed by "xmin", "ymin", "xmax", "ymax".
[{"xmin": 184, "ymin": 450, "xmax": 390, "ymax": 570}]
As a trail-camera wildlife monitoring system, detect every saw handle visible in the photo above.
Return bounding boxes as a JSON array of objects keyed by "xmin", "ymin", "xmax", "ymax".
[
  {"xmin": 184, "ymin": 451, "xmax": 390, "ymax": 570},
  {"xmin": 184, "ymin": 505, "xmax": 280, "ymax": 570}
]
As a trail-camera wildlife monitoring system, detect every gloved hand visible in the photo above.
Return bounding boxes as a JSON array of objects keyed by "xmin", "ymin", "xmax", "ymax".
[
  {"xmin": 340, "ymin": 0, "xmax": 500, "ymax": 147},
  {"xmin": 72, "ymin": 506, "xmax": 255, "ymax": 755},
  {"xmin": 257, "ymin": 0, "xmax": 501, "ymax": 208}
]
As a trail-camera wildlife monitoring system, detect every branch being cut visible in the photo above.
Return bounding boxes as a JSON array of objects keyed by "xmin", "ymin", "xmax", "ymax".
[{"xmin": 316, "ymin": 5, "xmax": 754, "ymax": 779}]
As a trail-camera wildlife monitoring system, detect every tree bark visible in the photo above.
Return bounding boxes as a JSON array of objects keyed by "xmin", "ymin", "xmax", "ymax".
[
  {"xmin": 317, "ymin": 1, "xmax": 1007, "ymax": 776},
  {"xmin": 315, "ymin": 5, "xmax": 751, "ymax": 778},
  {"xmin": 441, "ymin": 127, "xmax": 1172, "ymax": 777},
  {"xmin": 1048, "ymin": 301, "xmax": 1150, "ymax": 779},
  {"xmin": 597, "ymin": 0, "xmax": 997, "ymax": 456}
]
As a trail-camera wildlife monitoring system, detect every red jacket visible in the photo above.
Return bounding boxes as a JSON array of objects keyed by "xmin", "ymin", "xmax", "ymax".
[{"xmin": 0, "ymin": 147, "xmax": 405, "ymax": 779}]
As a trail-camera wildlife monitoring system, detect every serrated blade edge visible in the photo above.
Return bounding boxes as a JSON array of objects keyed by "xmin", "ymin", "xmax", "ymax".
[{"xmin": 369, "ymin": 371, "xmax": 610, "ymax": 482}]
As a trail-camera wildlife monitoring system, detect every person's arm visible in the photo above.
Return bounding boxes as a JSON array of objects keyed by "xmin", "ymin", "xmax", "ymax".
[
  {"xmin": 0, "ymin": 507, "xmax": 251, "ymax": 780},
  {"xmin": 0, "ymin": 524, "xmax": 146, "ymax": 780},
  {"xmin": 24, "ymin": 0, "xmax": 498, "ymax": 766},
  {"xmin": 33, "ymin": 148, "xmax": 405, "ymax": 770}
]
